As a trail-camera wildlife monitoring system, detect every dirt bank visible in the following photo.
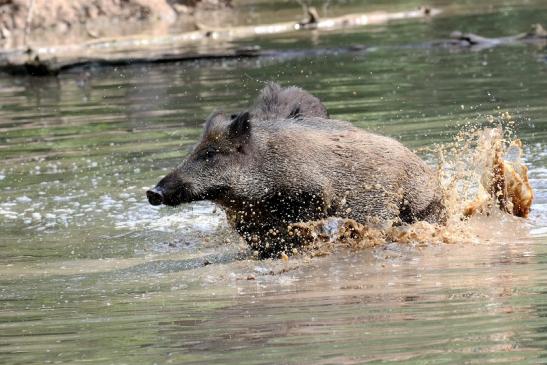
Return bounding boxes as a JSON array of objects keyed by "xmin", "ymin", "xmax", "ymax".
[{"xmin": 0, "ymin": 0, "xmax": 231, "ymax": 48}]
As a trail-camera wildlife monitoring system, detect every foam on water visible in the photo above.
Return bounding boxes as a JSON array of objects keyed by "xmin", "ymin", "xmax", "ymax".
[{"xmin": 115, "ymin": 200, "xmax": 227, "ymax": 233}]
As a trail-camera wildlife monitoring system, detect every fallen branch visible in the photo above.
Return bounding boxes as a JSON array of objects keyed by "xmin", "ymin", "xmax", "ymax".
[{"xmin": 0, "ymin": 45, "xmax": 373, "ymax": 75}]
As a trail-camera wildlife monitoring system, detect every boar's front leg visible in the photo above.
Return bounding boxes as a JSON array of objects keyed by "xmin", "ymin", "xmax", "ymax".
[
  {"xmin": 226, "ymin": 212, "xmax": 301, "ymax": 258},
  {"xmin": 223, "ymin": 191, "xmax": 331, "ymax": 258}
]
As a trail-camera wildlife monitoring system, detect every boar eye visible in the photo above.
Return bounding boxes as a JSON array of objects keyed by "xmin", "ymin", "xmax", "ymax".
[{"xmin": 200, "ymin": 146, "xmax": 218, "ymax": 160}]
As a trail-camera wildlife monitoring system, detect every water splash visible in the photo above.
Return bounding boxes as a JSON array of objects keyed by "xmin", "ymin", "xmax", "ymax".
[{"xmin": 439, "ymin": 112, "xmax": 533, "ymax": 220}]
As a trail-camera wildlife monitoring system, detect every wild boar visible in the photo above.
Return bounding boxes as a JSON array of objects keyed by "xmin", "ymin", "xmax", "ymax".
[{"xmin": 147, "ymin": 83, "xmax": 445, "ymax": 257}]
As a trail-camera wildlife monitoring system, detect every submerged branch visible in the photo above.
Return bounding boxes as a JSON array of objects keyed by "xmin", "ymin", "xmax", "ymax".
[{"xmin": 449, "ymin": 23, "xmax": 547, "ymax": 50}]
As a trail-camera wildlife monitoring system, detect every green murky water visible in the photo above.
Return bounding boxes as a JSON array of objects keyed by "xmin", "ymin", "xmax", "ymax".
[{"xmin": 1, "ymin": 1, "xmax": 547, "ymax": 364}]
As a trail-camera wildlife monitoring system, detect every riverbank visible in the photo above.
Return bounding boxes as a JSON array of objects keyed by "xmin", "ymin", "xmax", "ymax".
[{"xmin": 0, "ymin": 6, "xmax": 437, "ymax": 75}]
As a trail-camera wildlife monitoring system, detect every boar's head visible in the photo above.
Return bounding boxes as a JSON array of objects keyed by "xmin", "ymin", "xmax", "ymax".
[{"xmin": 147, "ymin": 110, "xmax": 255, "ymax": 207}]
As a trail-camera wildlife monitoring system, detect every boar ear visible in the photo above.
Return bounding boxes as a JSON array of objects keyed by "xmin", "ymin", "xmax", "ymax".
[
  {"xmin": 288, "ymin": 105, "xmax": 301, "ymax": 119},
  {"xmin": 204, "ymin": 111, "xmax": 226, "ymax": 135},
  {"xmin": 228, "ymin": 111, "xmax": 251, "ymax": 142}
]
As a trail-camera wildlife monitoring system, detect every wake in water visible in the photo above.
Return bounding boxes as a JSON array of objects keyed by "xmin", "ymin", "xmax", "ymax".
[{"xmin": 288, "ymin": 112, "xmax": 535, "ymax": 256}]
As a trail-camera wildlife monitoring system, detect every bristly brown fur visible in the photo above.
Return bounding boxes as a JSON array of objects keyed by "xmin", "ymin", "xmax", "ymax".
[{"xmin": 250, "ymin": 82, "xmax": 329, "ymax": 121}]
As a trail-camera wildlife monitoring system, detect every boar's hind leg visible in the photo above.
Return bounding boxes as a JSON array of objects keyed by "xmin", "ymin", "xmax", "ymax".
[{"xmin": 399, "ymin": 196, "xmax": 446, "ymax": 225}]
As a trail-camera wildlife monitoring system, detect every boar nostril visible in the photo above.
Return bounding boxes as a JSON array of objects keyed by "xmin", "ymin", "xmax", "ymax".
[{"xmin": 146, "ymin": 187, "xmax": 164, "ymax": 206}]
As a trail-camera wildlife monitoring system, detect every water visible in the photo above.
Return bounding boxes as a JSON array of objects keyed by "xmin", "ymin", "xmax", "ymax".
[{"xmin": 1, "ymin": 1, "xmax": 547, "ymax": 364}]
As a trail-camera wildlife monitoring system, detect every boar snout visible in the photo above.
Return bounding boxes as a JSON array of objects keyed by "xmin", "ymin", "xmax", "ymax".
[
  {"xmin": 146, "ymin": 187, "xmax": 164, "ymax": 206},
  {"xmin": 146, "ymin": 171, "xmax": 197, "ymax": 207}
]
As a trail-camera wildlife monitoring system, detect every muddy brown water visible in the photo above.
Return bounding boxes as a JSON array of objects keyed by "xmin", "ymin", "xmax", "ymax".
[{"xmin": 1, "ymin": 1, "xmax": 547, "ymax": 364}]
